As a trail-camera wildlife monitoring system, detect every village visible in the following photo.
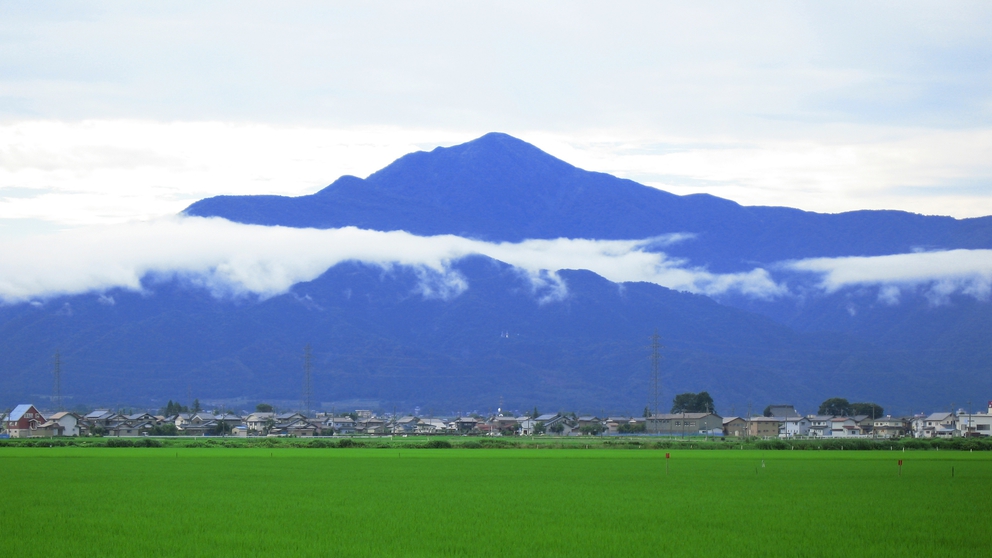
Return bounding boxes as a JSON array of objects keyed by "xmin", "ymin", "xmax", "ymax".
[{"xmin": 4, "ymin": 401, "xmax": 992, "ymax": 440}]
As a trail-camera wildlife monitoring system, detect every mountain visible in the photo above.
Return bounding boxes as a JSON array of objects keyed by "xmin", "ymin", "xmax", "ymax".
[
  {"xmin": 186, "ymin": 132, "xmax": 992, "ymax": 273},
  {"xmin": 2, "ymin": 133, "xmax": 990, "ymax": 414},
  {"xmin": 0, "ymin": 256, "xmax": 936, "ymax": 414}
]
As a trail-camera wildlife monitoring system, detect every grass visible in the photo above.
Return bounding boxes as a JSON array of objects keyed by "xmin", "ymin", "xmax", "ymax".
[{"xmin": 1, "ymin": 447, "xmax": 989, "ymax": 557}]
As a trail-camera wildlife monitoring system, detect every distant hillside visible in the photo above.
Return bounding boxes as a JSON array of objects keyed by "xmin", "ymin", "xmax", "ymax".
[
  {"xmin": 0, "ymin": 256, "xmax": 950, "ymax": 414},
  {"xmin": 1, "ymin": 133, "xmax": 990, "ymax": 413},
  {"xmin": 186, "ymin": 132, "xmax": 992, "ymax": 273}
]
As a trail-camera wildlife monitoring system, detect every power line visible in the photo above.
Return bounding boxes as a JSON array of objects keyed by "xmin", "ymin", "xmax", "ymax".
[
  {"xmin": 302, "ymin": 343, "xmax": 313, "ymax": 418},
  {"xmin": 651, "ymin": 330, "xmax": 663, "ymax": 433},
  {"xmin": 53, "ymin": 349, "xmax": 62, "ymax": 411}
]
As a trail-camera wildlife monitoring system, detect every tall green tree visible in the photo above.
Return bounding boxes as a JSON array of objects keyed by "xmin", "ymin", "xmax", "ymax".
[
  {"xmin": 818, "ymin": 398, "xmax": 853, "ymax": 416},
  {"xmin": 256, "ymin": 403, "xmax": 273, "ymax": 413},
  {"xmin": 851, "ymin": 402, "xmax": 884, "ymax": 418},
  {"xmin": 192, "ymin": 399, "xmax": 202, "ymax": 413},
  {"xmin": 671, "ymin": 392, "xmax": 715, "ymax": 413}
]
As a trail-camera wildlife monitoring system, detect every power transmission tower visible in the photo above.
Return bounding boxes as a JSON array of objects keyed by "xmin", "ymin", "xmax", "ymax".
[
  {"xmin": 53, "ymin": 349, "xmax": 62, "ymax": 411},
  {"xmin": 302, "ymin": 344, "xmax": 313, "ymax": 418},
  {"xmin": 650, "ymin": 330, "xmax": 663, "ymax": 433}
]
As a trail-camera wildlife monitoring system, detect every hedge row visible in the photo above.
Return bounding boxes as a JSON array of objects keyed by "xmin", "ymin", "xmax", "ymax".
[{"xmin": 2, "ymin": 436, "xmax": 991, "ymax": 450}]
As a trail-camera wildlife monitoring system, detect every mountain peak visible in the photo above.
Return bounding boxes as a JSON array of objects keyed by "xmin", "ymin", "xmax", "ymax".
[{"xmin": 365, "ymin": 132, "xmax": 577, "ymax": 189}]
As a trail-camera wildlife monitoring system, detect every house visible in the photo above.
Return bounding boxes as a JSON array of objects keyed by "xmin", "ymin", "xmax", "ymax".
[
  {"xmin": 455, "ymin": 416, "xmax": 478, "ymax": 433},
  {"xmin": 853, "ymin": 415, "xmax": 875, "ymax": 436},
  {"xmin": 646, "ymin": 413, "xmax": 724, "ymax": 435},
  {"xmin": 48, "ymin": 411, "xmax": 82, "ymax": 437},
  {"xmin": 922, "ymin": 412, "xmax": 958, "ymax": 438},
  {"xmin": 807, "ymin": 415, "xmax": 834, "ymax": 437},
  {"xmin": 328, "ymin": 417, "xmax": 357, "ymax": 434},
  {"xmin": 748, "ymin": 417, "xmax": 781, "ymax": 438},
  {"xmin": 830, "ymin": 417, "xmax": 862, "ymax": 437},
  {"xmin": 910, "ymin": 414, "xmax": 928, "ymax": 438},
  {"xmin": 493, "ymin": 416, "xmax": 520, "ymax": 435},
  {"xmin": 577, "ymin": 416, "xmax": 601, "ymax": 428},
  {"xmin": 245, "ymin": 412, "xmax": 275, "ymax": 433},
  {"xmin": 956, "ymin": 403, "xmax": 992, "ymax": 437},
  {"xmin": 125, "ymin": 412, "xmax": 159, "ymax": 424},
  {"xmin": 5, "ymin": 404, "xmax": 45, "ymax": 438},
  {"xmin": 723, "ymin": 417, "xmax": 747, "ymax": 437},
  {"xmin": 181, "ymin": 420, "xmax": 220, "ymax": 436},
  {"xmin": 518, "ymin": 417, "xmax": 540, "ymax": 435},
  {"xmin": 778, "ymin": 416, "xmax": 811, "ymax": 438},
  {"xmin": 34, "ymin": 419, "xmax": 65, "ymax": 437},
  {"xmin": 534, "ymin": 413, "xmax": 567, "ymax": 429},
  {"xmin": 357, "ymin": 417, "xmax": 387, "ymax": 434},
  {"xmin": 280, "ymin": 419, "xmax": 318, "ymax": 437},
  {"xmin": 416, "ymin": 418, "xmax": 448, "ymax": 434},
  {"xmin": 84, "ymin": 409, "xmax": 122, "ymax": 431},
  {"xmin": 394, "ymin": 416, "xmax": 420, "ymax": 434},
  {"xmin": 111, "ymin": 421, "xmax": 156, "ymax": 437},
  {"xmin": 766, "ymin": 405, "xmax": 800, "ymax": 418},
  {"xmin": 214, "ymin": 413, "xmax": 243, "ymax": 428},
  {"xmin": 873, "ymin": 416, "xmax": 909, "ymax": 439},
  {"xmin": 275, "ymin": 412, "xmax": 307, "ymax": 423}
]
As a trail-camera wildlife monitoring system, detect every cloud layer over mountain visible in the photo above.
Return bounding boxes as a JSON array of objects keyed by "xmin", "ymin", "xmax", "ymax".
[
  {"xmin": 0, "ymin": 216, "xmax": 789, "ymax": 303},
  {"xmin": 4, "ymin": 217, "xmax": 992, "ymax": 307}
]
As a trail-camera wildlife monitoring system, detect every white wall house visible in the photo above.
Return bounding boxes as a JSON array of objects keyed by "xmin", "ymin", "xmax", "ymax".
[
  {"xmin": 49, "ymin": 412, "xmax": 81, "ymax": 436},
  {"xmin": 956, "ymin": 403, "xmax": 992, "ymax": 437},
  {"xmin": 830, "ymin": 417, "xmax": 862, "ymax": 437},
  {"xmin": 778, "ymin": 416, "xmax": 811, "ymax": 438}
]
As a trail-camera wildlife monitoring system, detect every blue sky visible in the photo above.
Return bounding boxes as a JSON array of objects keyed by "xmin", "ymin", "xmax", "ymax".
[{"xmin": 1, "ymin": 1, "xmax": 991, "ymax": 234}]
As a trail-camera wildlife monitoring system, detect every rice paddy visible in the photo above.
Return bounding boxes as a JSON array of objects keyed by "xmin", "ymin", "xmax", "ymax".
[{"xmin": 1, "ymin": 447, "xmax": 988, "ymax": 557}]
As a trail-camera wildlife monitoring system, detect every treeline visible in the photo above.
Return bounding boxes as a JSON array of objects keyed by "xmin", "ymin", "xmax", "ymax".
[{"xmin": 4, "ymin": 436, "xmax": 992, "ymax": 451}]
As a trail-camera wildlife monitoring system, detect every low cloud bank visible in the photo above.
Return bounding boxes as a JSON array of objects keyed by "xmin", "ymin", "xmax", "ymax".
[
  {"xmin": 0, "ymin": 216, "xmax": 784, "ymax": 303},
  {"xmin": 786, "ymin": 249, "xmax": 992, "ymax": 304},
  {"xmin": 6, "ymin": 217, "xmax": 988, "ymax": 306}
]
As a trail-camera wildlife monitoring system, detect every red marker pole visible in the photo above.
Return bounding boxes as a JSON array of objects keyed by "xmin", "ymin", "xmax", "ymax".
[
  {"xmin": 666, "ymin": 452, "xmax": 670, "ymax": 475},
  {"xmin": 898, "ymin": 459, "xmax": 903, "ymax": 476}
]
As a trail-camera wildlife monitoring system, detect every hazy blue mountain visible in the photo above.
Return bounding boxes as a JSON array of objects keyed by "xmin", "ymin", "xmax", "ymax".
[
  {"xmin": 2, "ymin": 133, "xmax": 990, "ymax": 414},
  {"xmin": 1, "ymin": 256, "xmax": 954, "ymax": 415},
  {"xmin": 186, "ymin": 132, "xmax": 992, "ymax": 273}
]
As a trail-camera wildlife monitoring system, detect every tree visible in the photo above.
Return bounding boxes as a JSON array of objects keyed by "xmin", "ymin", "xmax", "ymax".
[
  {"xmin": 580, "ymin": 424, "xmax": 605, "ymax": 436},
  {"xmin": 211, "ymin": 421, "xmax": 232, "ymax": 436},
  {"xmin": 618, "ymin": 422, "xmax": 647, "ymax": 434},
  {"xmin": 150, "ymin": 423, "xmax": 178, "ymax": 436},
  {"xmin": 818, "ymin": 398, "xmax": 853, "ymax": 416},
  {"xmin": 762, "ymin": 405, "xmax": 773, "ymax": 417},
  {"xmin": 192, "ymin": 399, "xmax": 202, "ymax": 413},
  {"xmin": 531, "ymin": 406, "xmax": 540, "ymax": 419},
  {"xmin": 533, "ymin": 421, "xmax": 546, "ymax": 434},
  {"xmin": 671, "ymin": 392, "xmax": 716, "ymax": 413},
  {"xmin": 643, "ymin": 406, "xmax": 652, "ymax": 418},
  {"xmin": 549, "ymin": 422, "xmax": 565, "ymax": 434},
  {"xmin": 256, "ymin": 403, "xmax": 273, "ymax": 413},
  {"xmin": 161, "ymin": 400, "xmax": 188, "ymax": 416},
  {"xmin": 851, "ymin": 402, "xmax": 884, "ymax": 418},
  {"xmin": 263, "ymin": 417, "xmax": 276, "ymax": 435}
]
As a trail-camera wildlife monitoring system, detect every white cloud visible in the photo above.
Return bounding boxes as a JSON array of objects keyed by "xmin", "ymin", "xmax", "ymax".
[
  {"xmin": 786, "ymin": 249, "xmax": 992, "ymax": 303},
  {"xmin": 0, "ymin": 216, "xmax": 785, "ymax": 303},
  {"xmin": 0, "ymin": 3, "xmax": 990, "ymax": 231}
]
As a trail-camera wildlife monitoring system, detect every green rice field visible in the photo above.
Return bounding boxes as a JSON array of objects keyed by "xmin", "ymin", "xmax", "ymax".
[{"xmin": 1, "ymin": 447, "xmax": 989, "ymax": 557}]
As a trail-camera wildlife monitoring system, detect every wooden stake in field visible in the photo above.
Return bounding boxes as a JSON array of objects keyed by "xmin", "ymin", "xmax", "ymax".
[
  {"xmin": 898, "ymin": 459, "xmax": 903, "ymax": 476},
  {"xmin": 665, "ymin": 452, "xmax": 670, "ymax": 475}
]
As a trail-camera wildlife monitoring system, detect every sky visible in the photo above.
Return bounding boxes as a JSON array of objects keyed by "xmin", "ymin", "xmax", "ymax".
[
  {"xmin": 1, "ymin": 2, "xmax": 992, "ymax": 303},
  {"xmin": 1, "ymin": 0, "xmax": 991, "ymax": 238}
]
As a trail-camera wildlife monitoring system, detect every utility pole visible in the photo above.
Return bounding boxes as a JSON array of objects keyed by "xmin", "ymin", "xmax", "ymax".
[
  {"xmin": 650, "ymin": 330, "xmax": 663, "ymax": 434},
  {"xmin": 302, "ymin": 344, "xmax": 313, "ymax": 419},
  {"xmin": 53, "ymin": 350, "xmax": 62, "ymax": 411}
]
